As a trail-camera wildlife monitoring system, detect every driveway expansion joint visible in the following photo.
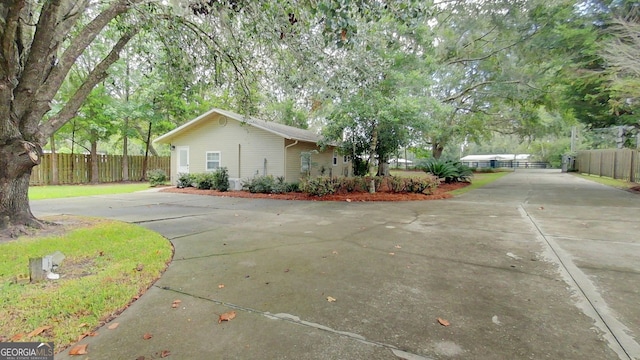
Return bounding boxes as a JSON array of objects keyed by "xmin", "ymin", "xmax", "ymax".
[
  {"xmin": 156, "ymin": 285, "xmax": 434, "ymax": 360},
  {"xmin": 519, "ymin": 205, "xmax": 640, "ymax": 360}
]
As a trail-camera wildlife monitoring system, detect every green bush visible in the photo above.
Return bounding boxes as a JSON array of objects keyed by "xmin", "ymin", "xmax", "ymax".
[
  {"xmin": 177, "ymin": 173, "xmax": 195, "ymax": 188},
  {"xmin": 195, "ymin": 172, "xmax": 216, "ymax": 190},
  {"xmin": 405, "ymin": 176, "xmax": 439, "ymax": 194},
  {"xmin": 299, "ymin": 176, "xmax": 340, "ymax": 196},
  {"xmin": 148, "ymin": 169, "xmax": 168, "ymax": 187},
  {"xmin": 214, "ymin": 167, "xmax": 230, "ymax": 192},
  {"xmin": 419, "ymin": 159, "xmax": 473, "ymax": 183},
  {"xmin": 242, "ymin": 175, "xmax": 298, "ymax": 194}
]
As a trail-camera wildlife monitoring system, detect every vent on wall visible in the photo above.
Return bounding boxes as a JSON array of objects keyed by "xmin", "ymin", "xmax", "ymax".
[{"xmin": 218, "ymin": 117, "xmax": 228, "ymax": 126}]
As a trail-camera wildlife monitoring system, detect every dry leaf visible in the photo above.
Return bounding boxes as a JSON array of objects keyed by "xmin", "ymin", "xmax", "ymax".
[
  {"xmin": 346, "ymin": 199, "xmax": 352, "ymax": 202},
  {"xmin": 143, "ymin": 333, "xmax": 153, "ymax": 340},
  {"xmin": 327, "ymin": 296, "xmax": 337, "ymax": 303},
  {"xmin": 389, "ymin": 252, "xmax": 395, "ymax": 256},
  {"xmin": 394, "ymin": 245, "xmax": 402, "ymax": 249},
  {"xmin": 171, "ymin": 299, "xmax": 182, "ymax": 308},
  {"xmin": 10, "ymin": 333, "xmax": 24, "ymax": 341},
  {"xmin": 135, "ymin": 264, "xmax": 144, "ymax": 271},
  {"xmin": 218, "ymin": 284, "xmax": 225, "ymax": 289},
  {"xmin": 107, "ymin": 322, "xmax": 119, "ymax": 330},
  {"xmin": 160, "ymin": 350, "xmax": 171, "ymax": 358},
  {"xmin": 538, "ymin": 206, "xmax": 544, "ymax": 210},
  {"xmin": 68, "ymin": 344, "xmax": 88, "ymax": 355},
  {"xmin": 136, "ymin": 356, "xmax": 146, "ymax": 360},
  {"xmin": 437, "ymin": 317, "xmax": 450, "ymax": 326},
  {"xmin": 332, "ymin": 250, "xmax": 338, "ymax": 254},
  {"xmin": 28, "ymin": 325, "xmax": 51, "ymax": 337},
  {"xmin": 78, "ymin": 323, "xmax": 88, "ymax": 328},
  {"xmin": 218, "ymin": 311, "xmax": 237, "ymax": 323}
]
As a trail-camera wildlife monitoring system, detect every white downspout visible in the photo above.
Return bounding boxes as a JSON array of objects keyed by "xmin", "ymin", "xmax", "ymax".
[{"xmin": 284, "ymin": 140, "xmax": 298, "ymax": 182}]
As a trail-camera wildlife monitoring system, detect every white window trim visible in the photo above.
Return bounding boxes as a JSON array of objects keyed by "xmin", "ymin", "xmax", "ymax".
[{"xmin": 205, "ymin": 151, "xmax": 221, "ymax": 171}]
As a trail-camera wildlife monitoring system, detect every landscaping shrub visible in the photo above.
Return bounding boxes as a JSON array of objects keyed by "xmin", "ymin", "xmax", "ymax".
[
  {"xmin": 405, "ymin": 176, "xmax": 439, "ymax": 194},
  {"xmin": 299, "ymin": 176, "xmax": 340, "ymax": 196},
  {"xmin": 242, "ymin": 175, "xmax": 298, "ymax": 194},
  {"xmin": 177, "ymin": 173, "xmax": 195, "ymax": 188},
  {"xmin": 195, "ymin": 172, "xmax": 216, "ymax": 189},
  {"xmin": 148, "ymin": 169, "xmax": 168, "ymax": 187},
  {"xmin": 449, "ymin": 161, "xmax": 473, "ymax": 183},
  {"xmin": 214, "ymin": 167, "xmax": 230, "ymax": 192},
  {"xmin": 419, "ymin": 159, "xmax": 473, "ymax": 183}
]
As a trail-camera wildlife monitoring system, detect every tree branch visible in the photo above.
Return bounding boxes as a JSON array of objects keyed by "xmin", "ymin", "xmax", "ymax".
[
  {"xmin": 40, "ymin": 30, "xmax": 139, "ymax": 140},
  {"xmin": 12, "ymin": 0, "xmax": 63, "ymax": 117},
  {"xmin": 39, "ymin": 0, "xmax": 134, "ymax": 107},
  {"xmin": 442, "ymin": 80, "xmax": 521, "ymax": 103}
]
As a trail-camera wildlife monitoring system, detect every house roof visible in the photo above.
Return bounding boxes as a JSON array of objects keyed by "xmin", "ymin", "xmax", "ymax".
[
  {"xmin": 154, "ymin": 108, "xmax": 322, "ymax": 144},
  {"xmin": 460, "ymin": 154, "xmax": 531, "ymax": 161}
]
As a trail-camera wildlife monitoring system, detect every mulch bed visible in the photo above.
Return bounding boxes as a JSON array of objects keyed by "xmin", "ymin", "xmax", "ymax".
[{"xmin": 160, "ymin": 182, "xmax": 469, "ymax": 201}]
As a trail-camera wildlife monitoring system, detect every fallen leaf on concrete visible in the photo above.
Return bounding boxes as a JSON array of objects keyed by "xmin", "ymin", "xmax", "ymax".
[
  {"xmin": 77, "ymin": 331, "xmax": 98, "ymax": 342},
  {"xmin": 10, "ymin": 333, "xmax": 24, "ymax": 341},
  {"xmin": 332, "ymin": 250, "xmax": 338, "ymax": 255},
  {"xmin": 107, "ymin": 323, "xmax": 119, "ymax": 330},
  {"xmin": 68, "ymin": 344, "xmax": 88, "ymax": 355},
  {"xmin": 284, "ymin": 268, "xmax": 290, "ymax": 273},
  {"xmin": 28, "ymin": 325, "xmax": 51, "ymax": 337},
  {"xmin": 136, "ymin": 356, "xmax": 146, "ymax": 360},
  {"xmin": 171, "ymin": 300, "xmax": 181, "ymax": 308},
  {"xmin": 218, "ymin": 311, "xmax": 237, "ymax": 323},
  {"xmin": 143, "ymin": 333, "xmax": 153, "ymax": 340},
  {"xmin": 394, "ymin": 245, "xmax": 402, "ymax": 249},
  {"xmin": 538, "ymin": 206, "xmax": 544, "ymax": 210},
  {"xmin": 327, "ymin": 296, "xmax": 337, "ymax": 302},
  {"xmin": 160, "ymin": 350, "xmax": 171, "ymax": 358},
  {"xmin": 389, "ymin": 252, "xmax": 395, "ymax": 256},
  {"xmin": 346, "ymin": 199, "xmax": 352, "ymax": 202},
  {"xmin": 437, "ymin": 318, "xmax": 450, "ymax": 326},
  {"xmin": 218, "ymin": 284, "xmax": 225, "ymax": 289}
]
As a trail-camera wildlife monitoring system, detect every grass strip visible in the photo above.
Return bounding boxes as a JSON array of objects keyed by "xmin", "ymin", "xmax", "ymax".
[
  {"xmin": 29, "ymin": 183, "xmax": 152, "ymax": 200},
  {"xmin": 0, "ymin": 217, "xmax": 172, "ymax": 351},
  {"xmin": 448, "ymin": 171, "xmax": 511, "ymax": 196},
  {"xmin": 573, "ymin": 173, "xmax": 636, "ymax": 189}
]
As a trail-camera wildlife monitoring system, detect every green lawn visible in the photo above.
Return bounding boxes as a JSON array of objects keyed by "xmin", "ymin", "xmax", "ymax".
[
  {"xmin": 573, "ymin": 173, "xmax": 637, "ymax": 189},
  {"xmin": 391, "ymin": 168, "xmax": 511, "ymax": 196},
  {"xmin": 0, "ymin": 217, "xmax": 172, "ymax": 351},
  {"xmin": 448, "ymin": 171, "xmax": 511, "ymax": 196},
  {"xmin": 29, "ymin": 183, "xmax": 152, "ymax": 200}
]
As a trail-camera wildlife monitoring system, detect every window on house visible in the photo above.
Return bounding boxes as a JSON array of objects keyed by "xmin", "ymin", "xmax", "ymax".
[
  {"xmin": 206, "ymin": 151, "xmax": 221, "ymax": 171},
  {"xmin": 332, "ymin": 151, "xmax": 338, "ymax": 166},
  {"xmin": 343, "ymin": 155, "xmax": 348, "ymax": 163}
]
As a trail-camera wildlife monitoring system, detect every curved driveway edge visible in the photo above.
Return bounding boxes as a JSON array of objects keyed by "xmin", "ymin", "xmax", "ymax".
[{"xmin": 31, "ymin": 169, "xmax": 639, "ymax": 360}]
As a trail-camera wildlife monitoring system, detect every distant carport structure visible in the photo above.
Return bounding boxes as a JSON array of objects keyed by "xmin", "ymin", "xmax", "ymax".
[{"xmin": 461, "ymin": 154, "xmax": 533, "ymax": 169}]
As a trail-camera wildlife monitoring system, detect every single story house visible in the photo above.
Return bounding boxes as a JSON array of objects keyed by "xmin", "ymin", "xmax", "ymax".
[
  {"xmin": 153, "ymin": 108, "xmax": 350, "ymax": 189},
  {"xmin": 460, "ymin": 154, "xmax": 531, "ymax": 168}
]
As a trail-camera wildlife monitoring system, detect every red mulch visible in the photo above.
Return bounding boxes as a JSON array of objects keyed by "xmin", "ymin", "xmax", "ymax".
[{"xmin": 160, "ymin": 182, "xmax": 469, "ymax": 202}]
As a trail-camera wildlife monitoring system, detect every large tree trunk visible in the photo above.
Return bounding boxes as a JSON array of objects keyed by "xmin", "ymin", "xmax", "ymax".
[
  {"xmin": 0, "ymin": 140, "xmax": 43, "ymax": 230},
  {"xmin": 432, "ymin": 142, "xmax": 444, "ymax": 159}
]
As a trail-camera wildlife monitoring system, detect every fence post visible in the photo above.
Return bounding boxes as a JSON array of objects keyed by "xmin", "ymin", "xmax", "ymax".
[{"xmin": 632, "ymin": 150, "xmax": 637, "ymax": 183}]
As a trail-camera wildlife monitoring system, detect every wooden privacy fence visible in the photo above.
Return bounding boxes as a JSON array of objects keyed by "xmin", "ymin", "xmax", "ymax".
[
  {"xmin": 576, "ymin": 149, "xmax": 640, "ymax": 182},
  {"xmin": 30, "ymin": 154, "xmax": 170, "ymax": 185}
]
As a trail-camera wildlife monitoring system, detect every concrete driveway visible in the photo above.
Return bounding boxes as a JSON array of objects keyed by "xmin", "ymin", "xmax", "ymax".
[{"xmin": 32, "ymin": 170, "xmax": 640, "ymax": 360}]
